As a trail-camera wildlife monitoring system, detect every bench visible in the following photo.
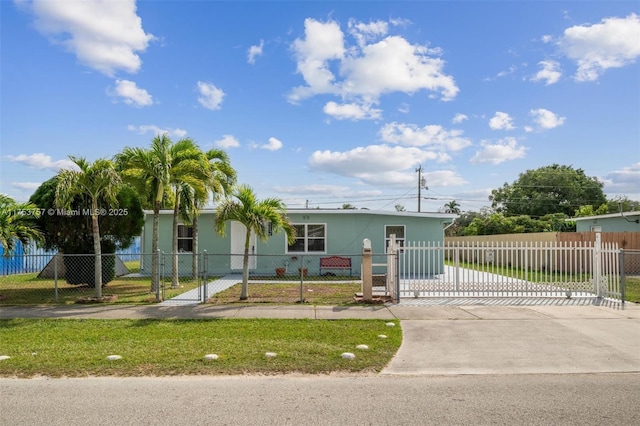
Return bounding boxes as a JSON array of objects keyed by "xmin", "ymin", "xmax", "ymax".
[{"xmin": 319, "ymin": 256, "xmax": 352, "ymax": 276}]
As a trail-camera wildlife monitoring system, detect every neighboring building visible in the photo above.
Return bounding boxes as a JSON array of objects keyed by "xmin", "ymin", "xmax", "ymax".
[
  {"xmin": 140, "ymin": 209, "xmax": 457, "ymax": 276},
  {"xmin": 572, "ymin": 211, "xmax": 640, "ymax": 233}
]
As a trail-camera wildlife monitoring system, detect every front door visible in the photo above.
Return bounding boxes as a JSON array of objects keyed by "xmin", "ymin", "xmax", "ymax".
[{"xmin": 230, "ymin": 221, "xmax": 257, "ymax": 270}]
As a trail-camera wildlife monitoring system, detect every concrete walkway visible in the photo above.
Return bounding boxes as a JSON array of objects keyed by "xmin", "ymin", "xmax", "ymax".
[
  {"xmin": 2, "ymin": 302, "xmax": 639, "ymax": 376},
  {"xmin": 159, "ymin": 274, "xmax": 241, "ymax": 306}
]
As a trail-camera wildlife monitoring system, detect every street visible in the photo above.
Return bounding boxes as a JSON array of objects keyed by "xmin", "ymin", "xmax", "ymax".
[{"xmin": 2, "ymin": 374, "xmax": 639, "ymax": 425}]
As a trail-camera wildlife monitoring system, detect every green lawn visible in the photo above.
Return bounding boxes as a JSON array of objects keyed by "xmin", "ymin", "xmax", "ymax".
[
  {"xmin": 624, "ymin": 276, "xmax": 640, "ymax": 303},
  {"xmin": 0, "ymin": 272, "xmax": 201, "ymax": 305},
  {"xmin": 0, "ymin": 318, "xmax": 401, "ymax": 377}
]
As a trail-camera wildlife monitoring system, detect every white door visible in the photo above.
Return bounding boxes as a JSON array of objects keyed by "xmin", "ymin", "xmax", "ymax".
[{"xmin": 230, "ymin": 221, "xmax": 257, "ymax": 270}]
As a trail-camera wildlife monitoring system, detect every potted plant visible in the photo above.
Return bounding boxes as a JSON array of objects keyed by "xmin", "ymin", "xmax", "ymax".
[
  {"xmin": 298, "ymin": 267, "xmax": 308, "ymax": 277},
  {"xmin": 275, "ymin": 267, "xmax": 286, "ymax": 277}
]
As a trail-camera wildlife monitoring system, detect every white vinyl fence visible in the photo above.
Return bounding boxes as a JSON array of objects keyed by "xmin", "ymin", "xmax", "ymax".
[{"xmin": 386, "ymin": 234, "xmax": 623, "ymax": 306}]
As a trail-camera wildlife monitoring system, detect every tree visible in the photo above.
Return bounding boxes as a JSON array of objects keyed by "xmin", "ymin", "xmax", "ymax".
[
  {"xmin": 489, "ymin": 164, "xmax": 606, "ymax": 217},
  {"xmin": 189, "ymin": 148, "xmax": 236, "ymax": 278},
  {"xmin": 341, "ymin": 203, "xmax": 357, "ymax": 209},
  {"xmin": 116, "ymin": 135, "xmax": 174, "ymax": 296},
  {"xmin": 214, "ymin": 185, "xmax": 295, "ymax": 300},
  {"xmin": 0, "ymin": 194, "xmax": 43, "ymax": 255},
  {"xmin": 606, "ymin": 195, "xmax": 640, "ymax": 214},
  {"xmin": 30, "ymin": 177, "xmax": 143, "ymax": 253},
  {"xmin": 394, "ymin": 204, "xmax": 406, "ymax": 212},
  {"xmin": 443, "ymin": 200, "xmax": 461, "ymax": 214},
  {"xmin": 55, "ymin": 157, "xmax": 121, "ymax": 297},
  {"xmin": 166, "ymin": 138, "xmax": 210, "ymax": 288}
]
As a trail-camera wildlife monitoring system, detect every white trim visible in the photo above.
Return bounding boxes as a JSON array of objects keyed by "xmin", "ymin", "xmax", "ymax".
[
  {"xmin": 287, "ymin": 223, "xmax": 327, "ymax": 254},
  {"xmin": 144, "ymin": 208, "xmax": 457, "ymax": 220},
  {"xmin": 571, "ymin": 211, "xmax": 640, "ymax": 221}
]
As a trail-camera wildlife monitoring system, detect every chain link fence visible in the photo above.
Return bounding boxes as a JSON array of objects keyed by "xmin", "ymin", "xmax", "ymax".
[
  {"xmin": 0, "ymin": 253, "xmax": 200, "ymax": 305},
  {"xmin": 0, "ymin": 252, "xmax": 385, "ymax": 305},
  {"xmin": 621, "ymin": 249, "xmax": 640, "ymax": 303}
]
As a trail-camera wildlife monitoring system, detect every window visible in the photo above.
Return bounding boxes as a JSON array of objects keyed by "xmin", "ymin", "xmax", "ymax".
[
  {"xmin": 288, "ymin": 224, "xmax": 326, "ymax": 253},
  {"xmin": 385, "ymin": 225, "xmax": 405, "ymax": 252},
  {"xmin": 177, "ymin": 225, "xmax": 193, "ymax": 252}
]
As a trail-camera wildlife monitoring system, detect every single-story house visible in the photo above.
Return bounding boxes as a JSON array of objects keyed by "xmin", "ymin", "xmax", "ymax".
[
  {"xmin": 572, "ymin": 211, "xmax": 640, "ymax": 232},
  {"xmin": 140, "ymin": 209, "xmax": 457, "ymax": 277}
]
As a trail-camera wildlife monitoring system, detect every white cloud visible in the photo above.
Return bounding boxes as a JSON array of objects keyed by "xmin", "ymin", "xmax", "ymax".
[
  {"xmin": 541, "ymin": 35, "xmax": 553, "ymax": 43},
  {"xmin": 424, "ymin": 170, "xmax": 468, "ymax": 187},
  {"xmin": 348, "ymin": 19, "xmax": 389, "ymax": 47},
  {"xmin": 197, "ymin": 81, "xmax": 225, "ymax": 110},
  {"xmin": 20, "ymin": 0, "xmax": 154, "ymax": 76},
  {"xmin": 470, "ymin": 138, "xmax": 527, "ymax": 165},
  {"xmin": 247, "ymin": 39, "xmax": 264, "ymax": 64},
  {"xmin": 261, "ymin": 137, "xmax": 283, "ymax": 151},
  {"xmin": 379, "ymin": 122, "xmax": 471, "ymax": 152},
  {"xmin": 602, "ymin": 162, "xmax": 640, "ymax": 195},
  {"xmin": 112, "ymin": 79, "xmax": 153, "ymax": 107},
  {"xmin": 529, "ymin": 108, "xmax": 566, "ymax": 130},
  {"xmin": 309, "ymin": 144, "xmax": 442, "ymax": 187},
  {"xmin": 557, "ymin": 13, "xmax": 640, "ymax": 82},
  {"xmin": 531, "ymin": 60, "xmax": 562, "ymax": 85},
  {"xmin": 289, "ymin": 18, "xmax": 458, "ymax": 118},
  {"xmin": 452, "ymin": 113, "xmax": 468, "ymax": 124},
  {"xmin": 127, "ymin": 125, "xmax": 187, "ymax": 138},
  {"xmin": 289, "ymin": 18, "xmax": 345, "ymax": 102},
  {"xmin": 323, "ymin": 101, "xmax": 382, "ymax": 121},
  {"xmin": 214, "ymin": 134, "xmax": 240, "ymax": 149},
  {"xmin": 5, "ymin": 153, "xmax": 78, "ymax": 172},
  {"xmin": 10, "ymin": 182, "xmax": 42, "ymax": 191},
  {"xmin": 489, "ymin": 112, "xmax": 515, "ymax": 130},
  {"xmin": 340, "ymin": 35, "xmax": 457, "ymax": 100}
]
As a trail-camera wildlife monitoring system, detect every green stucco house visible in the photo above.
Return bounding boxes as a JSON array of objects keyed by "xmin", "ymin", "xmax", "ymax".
[
  {"xmin": 572, "ymin": 211, "xmax": 640, "ymax": 232},
  {"xmin": 140, "ymin": 209, "xmax": 457, "ymax": 277}
]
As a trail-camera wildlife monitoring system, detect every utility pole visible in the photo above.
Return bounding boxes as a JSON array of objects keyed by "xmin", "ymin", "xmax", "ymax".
[{"xmin": 416, "ymin": 166, "xmax": 427, "ymax": 212}]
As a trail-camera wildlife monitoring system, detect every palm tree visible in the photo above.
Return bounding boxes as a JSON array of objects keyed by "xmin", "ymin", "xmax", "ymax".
[
  {"xmin": 115, "ymin": 134, "xmax": 173, "ymax": 295},
  {"xmin": 189, "ymin": 148, "xmax": 236, "ymax": 279},
  {"xmin": 444, "ymin": 200, "xmax": 461, "ymax": 214},
  {"xmin": 55, "ymin": 156, "xmax": 121, "ymax": 298},
  {"xmin": 214, "ymin": 185, "xmax": 295, "ymax": 300},
  {"xmin": 0, "ymin": 194, "xmax": 43, "ymax": 255},
  {"xmin": 167, "ymin": 138, "xmax": 209, "ymax": 288}
]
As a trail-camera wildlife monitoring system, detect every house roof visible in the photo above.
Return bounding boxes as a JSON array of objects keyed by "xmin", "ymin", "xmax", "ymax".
[
  {"xmin": 571, "ymin": 211, "xmax": 640, "ymax": 221},
  {"xmin": 144, "ymin": 208, "xmax": 458, "ymax": 220}
]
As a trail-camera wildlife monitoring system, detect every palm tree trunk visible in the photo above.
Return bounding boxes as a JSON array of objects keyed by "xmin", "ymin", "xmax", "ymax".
[
  {"xmin": 171, "ymin": 192, "xmax": 180, "ymax": 288},
  {"xmin": 151, "ymin": 203, "xmax": 160, "ymax": 296},
  {"xmin": 192, "ymin": 213, "xmax": 199, "ymax": 280},
  {"xmin": 240, "ymin": 229, "xmax": 251, "ymax": 300},
  {"xmin": 91, "ymin": 199, "xmax": 102, "ymax": 298}
]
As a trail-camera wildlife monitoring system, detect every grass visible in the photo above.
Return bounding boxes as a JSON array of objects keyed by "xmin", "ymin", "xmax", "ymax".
[
  {"xmin": 623, "ymin": 276, "xmax": 640, "ymax": 303},
  {"xmin": 0, "ymin": 272, "xmax": 201, "ymax": 305},
  {"xmin": 0, "ymin": 318, "xmax": 401, "ymax": 378},
  {"xmin": 209, "ymin": 282, "xmax": 362, "ymax": 305}
]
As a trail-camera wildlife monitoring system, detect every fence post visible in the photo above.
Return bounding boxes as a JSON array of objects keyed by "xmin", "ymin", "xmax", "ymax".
[
  {"xmin": 298, "ymin": 255, "xmax": 305, "ymax": 303},
  {"xmin": 594, "ymin": 233, "xmax": 602, "ymax": 299},
  {"xmin": 54, "ymin": 253, "xmax": 59, "ymax": 303},
  {"xmin": 619, "ymin": 249, "xmax": 626, "ymax": 309},
  {"xmin": 202, "ymin": 250, "xmax": 208, "ymax": 303},
  {"xmin": 155, "ymin": 249, "xmax": 162, "ymax": 302},
  {"xmin": 362, "ymin": 239, "xmax": 373, "ymax": 301},
  {"xmin": 454, "ymin": 244, "xmax": 460, "ymax": 292}
]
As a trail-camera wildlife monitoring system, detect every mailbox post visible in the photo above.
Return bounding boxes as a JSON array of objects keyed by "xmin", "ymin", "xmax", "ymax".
[{"xmin": 362, "ymin": 238, "xmax": 373, "ymax": 301}]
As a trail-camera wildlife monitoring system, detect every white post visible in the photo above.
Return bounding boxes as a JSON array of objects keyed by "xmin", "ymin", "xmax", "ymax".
[
  {"xmin": 594, "ymin": 233, "xmax": 602, "ymax": 299},
  {"xmin": 362, "ymin": 238, "xmax": 373, "ymax": 301}
]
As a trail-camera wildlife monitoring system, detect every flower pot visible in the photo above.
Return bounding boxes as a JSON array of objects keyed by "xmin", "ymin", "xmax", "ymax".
[
  {"xmin": 275, "ymin": 267, "xmax": 286, "ymax": 277},
  {"xmin": 298, "ymin": 268, "xmax": 308, "ymax": 277}
]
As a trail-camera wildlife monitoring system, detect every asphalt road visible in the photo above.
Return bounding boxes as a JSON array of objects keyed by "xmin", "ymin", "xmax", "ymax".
[{"xmin": 2, "ymin": 374, "xmax": 639, "ymax": 425}]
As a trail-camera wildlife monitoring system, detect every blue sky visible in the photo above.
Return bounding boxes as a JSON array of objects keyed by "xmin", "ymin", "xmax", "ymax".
[{"xmin": 1, "ymin": 0, "xmax": 639, "ymax": 214}]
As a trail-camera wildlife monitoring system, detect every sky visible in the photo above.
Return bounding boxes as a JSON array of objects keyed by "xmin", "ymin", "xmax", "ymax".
[{"xmin": 1, "ymin": 0, "xmax": 639, "ymax": 215}]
